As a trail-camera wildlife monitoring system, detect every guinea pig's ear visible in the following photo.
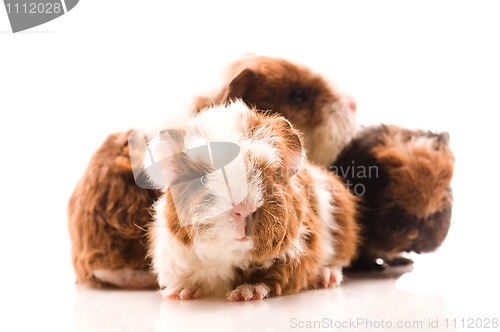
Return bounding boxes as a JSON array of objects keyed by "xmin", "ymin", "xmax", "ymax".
[
  {"xmin": 158, "ymin": 128, "xmax": 186, "ymax": 150},
  {"xmin": 273, "ymin": 117, "xmax": 306, "ymax": 176},
  {"xmin": 226, "ymin": 69, "xmax": 256, "ymax": 100},
  {"xmin": 144, "ymin": 128, "xmax": 186, "ymax": 190}
]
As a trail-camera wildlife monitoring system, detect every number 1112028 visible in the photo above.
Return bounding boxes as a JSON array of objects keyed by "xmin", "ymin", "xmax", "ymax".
[
  {"xmin": 6, "ymin": 2, "xmax": 62, "ymax": 14},
  {"xmin": 444, "ymin": 318, "xmax": 498, "ymax": 329}
]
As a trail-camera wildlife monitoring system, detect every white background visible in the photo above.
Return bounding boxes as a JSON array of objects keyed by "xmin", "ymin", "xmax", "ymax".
[{"xmin": 1, "ymin": 1, "xmax": 500, "ymax": 331}]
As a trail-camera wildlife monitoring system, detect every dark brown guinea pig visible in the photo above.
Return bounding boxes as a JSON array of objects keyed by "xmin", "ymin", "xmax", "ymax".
[
  {"xmin": 195, "ymin": 54, "xmax": 357, "ymax": 167},
  {"xmin": 331, "ymin": 124, "xmax": 455, "ymax": 271},
  {"xmin": 68, "ymin": 130, "xmax": 160, "ymax": 288}
]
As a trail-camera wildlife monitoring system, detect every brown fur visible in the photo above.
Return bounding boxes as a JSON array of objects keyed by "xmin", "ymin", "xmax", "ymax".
[
  {"xmin": 148, "ymin": 102, "xmax": 359, "ymax": 299},
  {"xmin": 333, "ymin": 124, "xmax": 454, "ymax": 270},
  {"xmin": 68, "ymin": 55, "xmax": 357, "ymax": 290},
  {"xmin": 68, "ymin": 130, "xmax": 160, "ymax": 287},
  {"xmin": 372, "ymin": 126, "xmax": 454, "ymax": 219},
  {"xmin": 236, "ymin": 167, "xmax": 359, "ymax": 297},
  {"xmin": 194, "ymin": 54, "xmax": 357, "ymax": 166}
]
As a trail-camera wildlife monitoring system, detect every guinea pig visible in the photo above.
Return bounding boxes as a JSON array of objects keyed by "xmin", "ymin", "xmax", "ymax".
[
  {"xmin": 194, "ymin": 54, "xmax": 357, "ymax": 166},
  {"xmin": 146, "ymin": 100, "xmax": 359, "ymax": 301},
  {"xmin": 68, "ymin": 130, "xmax": 160, "ymax": 288},
  {"xmin": 331, "ymin": 124, "xmax": 455, "ymax": 271}
]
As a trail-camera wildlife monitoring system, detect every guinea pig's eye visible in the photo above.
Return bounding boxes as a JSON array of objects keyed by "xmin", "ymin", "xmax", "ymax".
[
  {"xmin": 250, "ymin": 211, "xmax": 258, "ymax": 220},
  {"xmin": 288, "ymin": 89, "xmax": 309, "ymax": 105},
  {"xmin": 200, "ymin": 175, "xmax": 208, "ymax": 186}
]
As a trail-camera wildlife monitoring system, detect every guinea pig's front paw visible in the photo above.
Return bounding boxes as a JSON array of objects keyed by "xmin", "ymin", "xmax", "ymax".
[
  {"xmin": 227, "ymin": 283, "xmax": 270, "ymax": 302},
  {"xmin": 315, "ymin": 266, "xmax": 343, "ymax": 288},
  {"xmin": 160, "ymin": 286, "xmax": 202, "ymax": 300}
]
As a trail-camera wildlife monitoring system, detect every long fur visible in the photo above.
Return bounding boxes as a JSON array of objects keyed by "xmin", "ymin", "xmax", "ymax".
[
  {"xmin": 332, "ymin": 124, "xmax": 454, "ymax": 269},
  {"xmin": 148, "ymin": 101, "xmax": 359, "ymax": 301},
  {"xmin": 194, "ymin": 54, "xmax": 357, "ymax": 166},
  {"xmin": 67, "ymin": 130, "xmax": 159, "ymax": 288},
  {"xmin": 67, "ymin": 54, "xmax": 357, "ymax": 289}
]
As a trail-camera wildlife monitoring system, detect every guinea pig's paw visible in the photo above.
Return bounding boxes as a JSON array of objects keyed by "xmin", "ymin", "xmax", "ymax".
[
  {"xmin": 227, "ymin": 283, "xmax": 270, "ymax": 302},
  {"xmin": 160, "ymin": 286, "xmax": 202, "ymax": 300},
  {"xmin": 316, "ymin": 266, "xmax": 343, "ymax": 288}
]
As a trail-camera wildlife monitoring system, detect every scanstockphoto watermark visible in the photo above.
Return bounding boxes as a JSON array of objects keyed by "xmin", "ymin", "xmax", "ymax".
[
  {"xmin": 3, "ymin": 0, "xmax": 79, "ymax": 33},
  {"xmin": 290, "ymin": 317, "xmax": 424, "ymax": 330},
  {"xmin": 289, "ymin": 317, "xmax": 500, "ymax": 330}
]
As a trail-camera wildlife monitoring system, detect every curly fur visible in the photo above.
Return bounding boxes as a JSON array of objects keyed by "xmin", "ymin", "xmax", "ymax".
[
  {"xmin": 148, "ymin": 101, "xmax": 359, "ymax": 300},
  {"xmin": 194, "ymin": 54, "xmax": 357, "ymax": 166},
  {"xmin": 68, "ymin": 130, "xmax": 159, "ymax": 288},
  {"xmin": 332, "ymin": 124, "xmax": 454, "ymax": 269}
]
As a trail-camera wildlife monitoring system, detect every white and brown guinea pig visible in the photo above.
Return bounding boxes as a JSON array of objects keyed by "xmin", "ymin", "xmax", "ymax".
[
  {"xmin": 194, "ymin": 54, "xmax": 357, "ymax": 166},
  {"xmin": 68, "ymin": 131, "xmax": 160, "ymax": 288},
  {"xmin": 147, "ymin": 100, "xmax": 359, "ymax": 301},
  {"xmin": 332, "ymin": 125, "xmax": 455, "ymax": 271}
]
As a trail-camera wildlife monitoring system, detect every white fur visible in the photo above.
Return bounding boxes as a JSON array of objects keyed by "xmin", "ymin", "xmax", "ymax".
[
  {"xmin": 93, "ymin": 269, "xmax": 157, "ymax": 289},
  {"xmin": 279, "ymin": 223, "xmax": 308, "ymax": 262},
  {"xmin": 411, "ymin": 135, "xmax": 437, "ymax": 150},
  {"xmin": 150, "ymin": 196, "xmax": 253, "ymax": 296},
  {"xmin": 241, "ymin": 139, "xmax": 281, "ymax": 167},
  {"xmin": 149, "ymin": 101, "xmax": 285, "ymax": 297},
  {"xmin": 393, "ymin": 130, "xmax": 437, "ymax": 152},
  {"xmin": 304, "ymin": 164, "xmax": 339, "ymax": 266},
  {"xmin": 305, "ymin": 98, "xmax": 356, "ymax": 167},
  {"xmin": 148, "ymin": 101, "xmax": 347, "ymax": 298},
  {"xmin": 188, "ymin": 101, "xmax": 250, "ymax": 144}
]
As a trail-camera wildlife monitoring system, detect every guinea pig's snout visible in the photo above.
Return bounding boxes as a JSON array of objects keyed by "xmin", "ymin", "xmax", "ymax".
[
  {"xmin": 342, "ymin": 94, "xmax": 357, "ymax": 113},
  {"xmin": 231, "ymin": 203, "xmax": 257, "ymax": 239},
  {"xmin": 348, "ymin": 99, "xmax": 357, "ymax": 113}
]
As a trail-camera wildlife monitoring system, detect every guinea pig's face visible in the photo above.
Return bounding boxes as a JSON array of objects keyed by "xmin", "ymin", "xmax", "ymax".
[
  {"xmin": 223, "ymin": 56, "xmax": 357, "ymax": 163},
  {"xmin": 370, "ymin": 126, "xmax": 454, "ymax": 254},
  {"xmin": 226, "ymin": 57, "xmax": 357, "ymax": 124},
  {"xmin": 148, "ymin": 101, "xmax": 305, "ymax": 260}
]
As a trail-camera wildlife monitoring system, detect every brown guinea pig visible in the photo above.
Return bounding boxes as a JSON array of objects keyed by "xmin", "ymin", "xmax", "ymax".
[
  {"xmin": 68, "ymin": 130, "xmax": 160, "ymax": 288},
  {"xmin": 331, "ymin": 124, "xmax": 455, "ymax": 271},
  {"xmin": 147, "ymin": 100, "xmax": 359, "ymax": 301},
  {"xmin": 194, "ymin": 54, "xmax": 357, "ymax": 166}
]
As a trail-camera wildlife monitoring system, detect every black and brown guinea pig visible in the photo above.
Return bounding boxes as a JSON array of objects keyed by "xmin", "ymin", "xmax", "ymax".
[
  {"xmin": 68, "ymin": 131, "xmax": 160, "ymax": 288},
  {"xmin": 146, "ymin": 100, "xmax": 359, "ymax": 301},
  {"xmin": 331, "ymin": 124, "xmax": 455, "ymax": 271},
  {"xmin": 194, "ymin": 54, "xmax": 357, "ymax": 166}
]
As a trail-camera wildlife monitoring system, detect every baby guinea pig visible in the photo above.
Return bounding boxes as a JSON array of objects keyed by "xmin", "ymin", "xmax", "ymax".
[
  {"xmin": 194, "ymin": 54, "xmax": 357, "ymax": 166},
  {"xmin": 68, "ymin": 130, "xmax": 160, "ymax": 288},
  {"xmin": 331, "ymin": 124, "xmax": 455, "ymax": 270},
  {"xmin": 146, "ymin": 100, "xmax": 359, "ymax": 301}
]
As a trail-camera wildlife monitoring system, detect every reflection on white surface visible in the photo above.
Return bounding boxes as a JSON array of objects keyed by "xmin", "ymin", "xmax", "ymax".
[
  {"xmin": 2, "ymin": 1, "xmax": 500, "ymax": 331},
  {"xmin": 68, "ymin": 265, "xmax": 461, "ymax": 332}
]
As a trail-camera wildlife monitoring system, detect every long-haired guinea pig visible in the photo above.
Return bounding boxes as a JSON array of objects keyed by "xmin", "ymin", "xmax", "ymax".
[
  {"xmin": 68, "ymin": 130, "xmax": 160, "ymax": 288},
  {"xmin": 194, "ymin": 54, "xmax": 357, "ymax": 166},
  {"xmin": 146, "ymin": 100, "xmax": 359, "ymax": 301},
  {"xmin": 331, "ymin": 124, "xmax": 455, "ymax": 271}
]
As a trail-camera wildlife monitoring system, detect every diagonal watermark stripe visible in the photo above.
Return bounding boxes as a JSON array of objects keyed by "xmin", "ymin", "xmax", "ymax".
[
  {"xmin": 128, "ymin": 129, "xmax": 247, "ymax": 227},
  {"xmin": 3, "ymin": 0, "xmax": 79, "ymax": 33}
]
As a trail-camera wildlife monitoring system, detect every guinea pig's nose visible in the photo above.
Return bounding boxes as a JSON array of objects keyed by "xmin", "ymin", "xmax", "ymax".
[
  {"xmin": 232, "ymin": 203, "xmax": 257, "ymax": 224},
  {"xmin": 349, "ymin": 100, "xmax": 357, "ymax": 113}
]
